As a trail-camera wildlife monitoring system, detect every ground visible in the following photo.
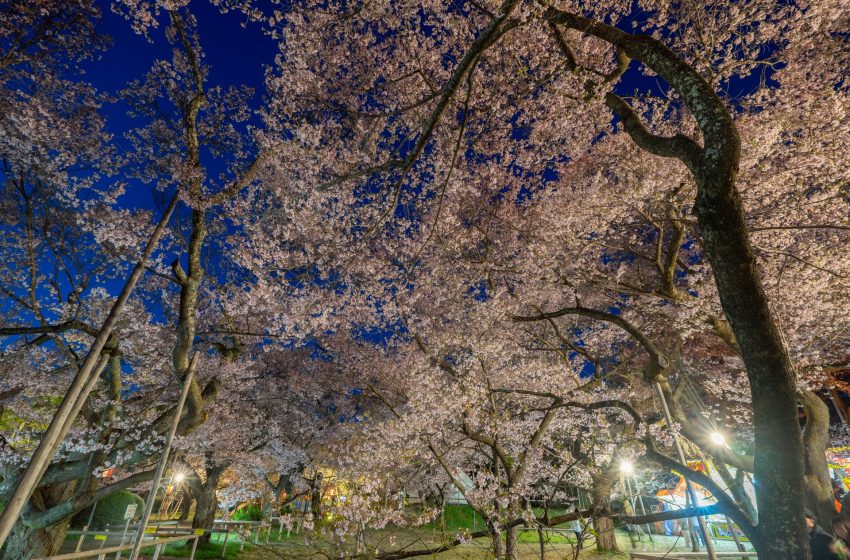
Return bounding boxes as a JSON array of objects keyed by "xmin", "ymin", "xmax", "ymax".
[{"xmin": 150, "ymin": 527, "xmax": 755, "ymax": 560}]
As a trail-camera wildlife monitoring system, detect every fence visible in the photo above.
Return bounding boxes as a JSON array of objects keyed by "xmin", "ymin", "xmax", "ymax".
[
  {"xmin": 35, "ymin": 519, "xmax": 271, "ymax": 560},
  {"xmin": 630, "ymin": 553, "xmax": 758, "ymax": 559},
  {"xmin": 35, "ymin": 530, "xmax": 202, "ymax": 560}
]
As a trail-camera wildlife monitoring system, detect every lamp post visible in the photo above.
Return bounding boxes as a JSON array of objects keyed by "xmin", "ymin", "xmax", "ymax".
[
  {"xmin": 654, "ymin": 382, "xmax": 718, "ymax": 560},
  {"xmin": 621, "ymin": 461, "xmax": 654, "ymax": 543}
]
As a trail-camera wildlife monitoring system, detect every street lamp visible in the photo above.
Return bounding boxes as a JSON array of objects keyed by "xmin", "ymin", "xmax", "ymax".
[
  {"xmin": 621, "ymin": 460, "xmax": 634, "ymax": 475},
  {"xmin": 173, "ymin": 472, "xmax": 185, "ymax": 484}
]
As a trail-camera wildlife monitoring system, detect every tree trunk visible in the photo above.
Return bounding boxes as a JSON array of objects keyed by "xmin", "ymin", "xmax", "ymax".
[
  {"xmin": 191, "ymin": 468, "xmax": 223, "ymax": 548},
  {"xmin": 504, "ymin": 524, "xmax": 517, "ymax": 560},
  {"xmin": 714, "ymin": 462, "xmax": 757, "ymax": 524},
  {"xmin": 591, "ymin": 475, "xmax": 618, "ymax": 551},
  {"xmin": 490, "ymin": 523, "xmax": 504, "ymax": 560},
  {"xmin": 192, "ymin": 486, "xmax": 217, "ymax": 547},
  {"xmin": 1, "ymin": 518, "xmax": 70, "ymax": 560},
  {"xmin": 180, "ymin": 487, "xmax": 193, "ymax": 521},
  {"xmin": 593, "ymin": 514, "xmax": 617, "ymax": 551},
  {"xmin": 693, "ymin": 170, "xmax": 808, "ymax": 558},
  {"xmin": 542, "ymin": 11, "xmax": 810, "ymax": 557},
  {"xmin": 537, "ymin": 525, "xmax": 546, "ymax": 560},
  {"xmin": 310, "ymin": 472, "xmax": 324, "ymax": 518},
  {"xmin": 801, "ymin": 389, "xmax": 835, "ymax": 529}
]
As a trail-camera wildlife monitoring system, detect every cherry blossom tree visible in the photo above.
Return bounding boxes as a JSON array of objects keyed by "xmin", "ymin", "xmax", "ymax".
[
  {"xmin": 2, "ymin": 2, "xmax": 848, "ymax": 560},
  {"xmin": 245, "ymin": 1, "xmax": 849, "ymax": 556},
  {"xmin": 0, "ymin": 3, "xmax": 265, "ymax": 556}
]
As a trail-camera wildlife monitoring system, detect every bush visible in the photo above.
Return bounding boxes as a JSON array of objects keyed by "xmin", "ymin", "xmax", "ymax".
[
  {"xmin": 72, "ymin": 491, "xmax": 144, "ymax": 529},
  {"xmin": 231, "ymin": 503, "xmax": 262, "ymax": 521}
]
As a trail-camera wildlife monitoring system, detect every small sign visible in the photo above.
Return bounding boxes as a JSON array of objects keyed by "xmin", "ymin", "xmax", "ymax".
[
  {"xmin": 145, "ymin": 526, "xmax": 156, "ymax": 534},
  {"xmin": 194, "ymin": 528, "xmax": 205, "ymax": 535},
  {"xmin": 94, "ymin": 535, "xmax": 107, "ymax": 541},
  {"xmin": 124, "ymin": 504, "xmax": 138, "ymax": 520}
]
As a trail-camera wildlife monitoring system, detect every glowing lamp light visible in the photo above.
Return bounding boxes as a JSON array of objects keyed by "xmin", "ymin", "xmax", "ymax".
[
  {"xmin": 620, "ymin": 460, "xmax": 634, "ymax": 474},
  {"xmin": 710, "ymin": 432, "xmax": 726, "ymax": 446},
  {"xmin": 174, "ymin": 472, "xmax": 185, "ymax": 483}
]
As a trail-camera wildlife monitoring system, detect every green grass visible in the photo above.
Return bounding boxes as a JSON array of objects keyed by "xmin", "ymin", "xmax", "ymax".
[
  {"xmin": 422, "ymin": 505, "xmax": 572, "ymax": 533},
  {"xmin": 140, "ymin": 532, "xmax": 251, "ymax": 559},
  {"xmin": 516, "ymin": 528, "xmax": 575, "ymax": 544},
  {"xmin": 421, "ymin": 505, "xmax": 484, "ymax": 532}
]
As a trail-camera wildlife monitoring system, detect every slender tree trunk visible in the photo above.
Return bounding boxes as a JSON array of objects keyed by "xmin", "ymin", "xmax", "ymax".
[
  {"xmin": 714, "ymin": 462, "xmax": 757, "ymax": 524},
  {"xmin": 801, "ymin": 389, "xmax": 835, "ymax": 529},
  {"xmin": 504, "ymin": 524, "xmax": 517, "ymax": 560},
  {"xmin": 489, "ymin": 522, "xmax": 504, "ymax": 560},
  {"xmin": 537, "ymin": 524, "xmax": 546, "ymax": 560}
]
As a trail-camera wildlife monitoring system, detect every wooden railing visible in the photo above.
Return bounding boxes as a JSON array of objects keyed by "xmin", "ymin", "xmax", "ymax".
[
  {"xmin": 36, "ymin": 531, "xmax": 201, "ymax": 560},
  {"xmin": 37, "ymin": 519, "xmax": 273, "ymax": 560}
]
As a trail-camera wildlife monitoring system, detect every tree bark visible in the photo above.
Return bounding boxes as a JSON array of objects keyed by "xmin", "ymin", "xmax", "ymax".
[
  {"xmin": 180, "ymin": 486, "xmax": 193, "ymax": 521},
  {"xmin": 504, "ymin": 524, "xmax": 517, "ymax": 560},
  {"xmin": 490, "ymin": 523, "xmax": 505, "ymax": 560},
  {"xmin": 801, "ymin": 389, "xmax": 835, "ymax": 529},
  {"xmin": 310, "ymin": 471, "xmax": 324, "ymax": 518},
  {"xmin": 1, "ymin": 517, "xmax": 70, "ymax": 560},
  {"xmin": 191, "ymin": 467, "xmax": 224, "ymax": 548},
  {"xmin": 591, "ymin": 475, "xmax": 618, "ymax": 551}
]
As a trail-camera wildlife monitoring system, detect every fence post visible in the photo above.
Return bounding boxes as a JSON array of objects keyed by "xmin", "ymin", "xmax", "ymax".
[
  {"xmin": 76, "ymin": 525, "xmax": 89, "ymax": 552},
  {"xmin": 96, "ymin": 532, "xmax": 108, "ymax": 560},
  {"xmin": 189, "ymin": 536, "xmax": 199, "ymax": 560},
  {"xmin": 221, "ymin": 528, "xmax": 230, "ymax": 559}
]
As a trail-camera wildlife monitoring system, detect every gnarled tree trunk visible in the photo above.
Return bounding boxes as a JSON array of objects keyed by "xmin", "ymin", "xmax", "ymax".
[
  {"xmin": 191, "ymin": 467, "xmax": 224, "ymax": 548},
  {"xmin": 593, "ymin": 512, "xmax": 617, "ymax": 551},
  {"xmin": 2, "ymin": 518, "xmax": 70, "ymax": 560},
  {"xmin": 1, "ymin": 480, "xmax": 80, "ymax": 560},
  {"xmin": 591, "ymin": 473, "xmax": 618, "ymax": 551}
]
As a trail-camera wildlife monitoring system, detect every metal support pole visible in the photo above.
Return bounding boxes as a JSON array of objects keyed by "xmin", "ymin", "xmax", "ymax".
[
  {"xmin": 627, "ymin": 476, "xmax": 653, "ymax": 542},
  {"xmin": 654, "ymin": 382, "xmax": 718, "ymax": 560},
  {"xmin": 128, "ymin": 353, "xmax": 200, "ymax": 560},
  {"xmin": 724, "ymin": 514, "xmax": 748, "ymax": 558},
  {"xmin": 115, "ymin": 517, "xmax": 132, "ymax": 559},
  {"xmin": 0, "ymin": 193, "xmax": 179, "ymax": 550}
]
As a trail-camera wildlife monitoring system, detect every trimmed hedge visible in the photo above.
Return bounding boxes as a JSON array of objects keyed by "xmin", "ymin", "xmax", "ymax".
[{"xmin": 72, "ymin": 491, "xmax": 144, "ymax": 529}]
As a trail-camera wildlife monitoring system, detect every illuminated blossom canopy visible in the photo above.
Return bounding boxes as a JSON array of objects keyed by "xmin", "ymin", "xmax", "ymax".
[{"xmin": 0, "ymin": 1, "xmax": 847, "ymax": 559}]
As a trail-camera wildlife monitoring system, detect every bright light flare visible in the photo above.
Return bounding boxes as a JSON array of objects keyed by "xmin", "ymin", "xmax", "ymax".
[
  {"xmin": 710, "ymin": 432, "xmax": 726, "ymax": 446},
  {"xmin": 620, "ymin": 460, "xmax": 634, "ymax": 474},
  {"xmin": 174, "ymin": 472, "xmax": 185, "ymax": 483}
]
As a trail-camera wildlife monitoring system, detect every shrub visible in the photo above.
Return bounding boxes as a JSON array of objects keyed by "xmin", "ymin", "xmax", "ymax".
[
  {"xmin": 72, "ymin": 491, "xmax": 144, "ymax": 529},
  {"xmin": 231, "ymin": 503, "xmax": 262, "ymax": 521}
]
